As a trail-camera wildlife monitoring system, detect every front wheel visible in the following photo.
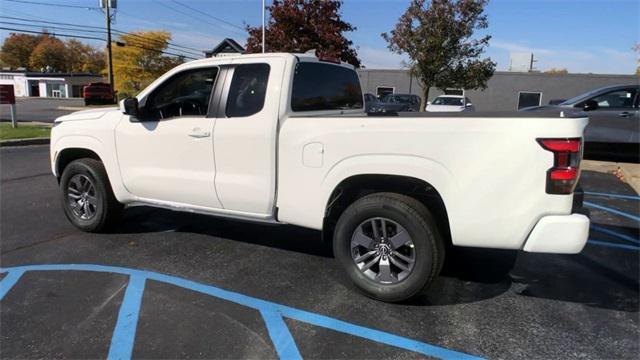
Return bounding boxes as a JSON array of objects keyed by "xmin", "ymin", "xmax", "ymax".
[
  {"xmin": 60, "ymin": 158, "xmax": 123, "ymax": 232},
  {"xmin": 333, "ymin": 193, "xmax": 444, "ymax": 302}
]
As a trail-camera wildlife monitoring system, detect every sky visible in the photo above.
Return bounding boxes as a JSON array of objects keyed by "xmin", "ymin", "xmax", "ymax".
[{"xmin": 0, "ymin": 0, "xmax": 638, "ymax": 74}]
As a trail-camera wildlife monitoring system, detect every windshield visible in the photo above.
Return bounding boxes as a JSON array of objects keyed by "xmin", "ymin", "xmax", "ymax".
[
  {"xmin": 432, "ymin": 97, "xmax": 464, "ymax": 106},
  {"xmin": 559, "ymin": 87, "xmax": 609, "ymax": 105}
]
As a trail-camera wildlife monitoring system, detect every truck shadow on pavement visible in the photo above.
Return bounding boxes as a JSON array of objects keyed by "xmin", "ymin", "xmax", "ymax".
[{"xmin": 110, "ymin": 177, "xmax": 639, "ymax": 313}]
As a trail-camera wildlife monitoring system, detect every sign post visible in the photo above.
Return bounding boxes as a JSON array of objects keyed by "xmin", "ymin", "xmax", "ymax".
[{"xmin": 0, "ymin": 84, "xmax": 17, "ymax": 128}]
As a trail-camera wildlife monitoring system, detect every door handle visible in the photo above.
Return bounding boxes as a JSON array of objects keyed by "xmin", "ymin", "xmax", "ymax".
[
  {"xmin": 188, "ymin": 128, "xmax": 211, "ymax": 138},
  {"xmin": 619, "ymin": 111, "xmax": 632, "ymax": 118}
]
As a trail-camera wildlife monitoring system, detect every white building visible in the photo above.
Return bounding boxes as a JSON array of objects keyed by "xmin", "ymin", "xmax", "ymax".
[{"xmin": 0, "ymin": 70, "xmax": 103, "ymax": 98}]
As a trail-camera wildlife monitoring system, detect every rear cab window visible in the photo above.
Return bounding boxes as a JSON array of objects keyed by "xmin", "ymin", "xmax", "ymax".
[{"xmin": 291, "ymin": 62, "xmax": 363, "ymax": 112}]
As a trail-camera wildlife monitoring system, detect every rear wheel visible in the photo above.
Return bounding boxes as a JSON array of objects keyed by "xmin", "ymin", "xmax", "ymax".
[
  {"xmin": 60, "ymin": 158, "xmax": 122, "ymax": 232},
  {"xmin": 333, "ymin": 193, "xmax": 444, "ymax": 302}
]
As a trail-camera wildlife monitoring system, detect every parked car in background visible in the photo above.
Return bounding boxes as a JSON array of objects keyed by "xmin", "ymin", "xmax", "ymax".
[
  {"xmin": 425, "ymin": 95, "xmax": 474, "ymax": 112},
  {"xmin": 370, "ymin": 93, "xmax": 421, "ymax": 113},
  {"xmin": 521, "ymin": 84, "xmax": 639, "ymax": 163},
  {"xmin": 83, "ymin": 82, "xmax": 116, "ymax": 105},
  {"xmin": 364, "ymin": 93, "xmax": 379, "ymax": 113}
]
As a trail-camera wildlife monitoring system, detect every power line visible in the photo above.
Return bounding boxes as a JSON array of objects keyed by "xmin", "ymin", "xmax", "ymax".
[
  {"xmin": 169, "ymin": 0, "xmax": 245, "ymax": 32},
  {"xmin": 0, "ymin": 26, "xmax": 198, "ymax": 60},
  {"xmin": 0, "ymin": 26, "xmax": 104, "ymax": 41},
  {"xmin": 3, "ymin": 0, "xmax": 99, "ymax": 9},
  {"xmin": 0, "ymin": 15, "xmax": 204, "ymax": 56},
  {"xmin": 0, "ymin": 20, "xmax": 108, "ymax": 35},
  {"xmin": 153, "ymin": 0, "xmax": 246, "ymax": 37}
]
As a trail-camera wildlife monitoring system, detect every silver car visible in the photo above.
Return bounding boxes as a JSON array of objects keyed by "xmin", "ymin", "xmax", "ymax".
[{"xmin": 521, "ymin": 84, "xmax": 639, "ymax": 163}]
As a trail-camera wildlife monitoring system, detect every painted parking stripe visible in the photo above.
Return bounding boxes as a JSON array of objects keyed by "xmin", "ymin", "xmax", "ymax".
[
  {"xmin": 0, "ymin": 264, "xmax": 483, "ymax": 360},
  {"xmin": 0, "ymin": 269, "xmax": 25, "ymax": 301},
  {"xmin": 588, "ymin": 239, "xmax": 640, "ymax": 251},
  {"xmin": 584, "ymin": 201, "xmax": 640, "ymax": 222},
  {"xmin": 584, "ymin": 191, "xmax": 640, "ymax": 201},
  {"xmin": 590, "ymin": 224, "xmax": 640, "ymax": 245},
  {"xmin": 108, "ymin": 274, "xmax": 146, "ymax": 360},
  {"xmin": 261, "ymin": 309, "xmax": 303, "ymax": 360}
]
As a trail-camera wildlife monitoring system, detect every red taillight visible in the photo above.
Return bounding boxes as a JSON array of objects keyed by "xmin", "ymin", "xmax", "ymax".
[
  {"xmin": 549, "ymin": 168, "xmax": 577, "ymax": 180},
  {"xmin": 539, "ymin": 139, "xmax": 581, "ymax": 152},
  {"xmin": 537, "ymin": 138, "xmax": 582, "ymax": 194}
]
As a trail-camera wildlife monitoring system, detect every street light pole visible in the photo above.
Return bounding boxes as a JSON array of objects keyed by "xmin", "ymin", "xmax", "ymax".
[{"xmin": 261, "ymin": 0, "xmax": 265, "ymax": 53}]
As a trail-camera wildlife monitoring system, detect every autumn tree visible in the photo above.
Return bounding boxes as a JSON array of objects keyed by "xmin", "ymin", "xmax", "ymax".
[
  {"xmin": 0, "ymin": 33, "xmax": 41, "ymax": 69},
  {"xmin": 29, "ymin": 35, "xmax": 67, "ymax": 72},
  {"xmin": 65, "ymin": 39, "xmax": 106, "ymax": 74},
  {"xmin": 112, "ymin": 31, "xmax": 184, "ymax": 97},
  {"xmin": 544, "ymin": 68, "xmax": 568, "ymax": 75},
  {"xmin": 245, "ymin": 0, "xmax": 360, "ymax": 67},
  {"xmin": 383, "ymin": 0, "xmax": 495, "ymax": 106}
]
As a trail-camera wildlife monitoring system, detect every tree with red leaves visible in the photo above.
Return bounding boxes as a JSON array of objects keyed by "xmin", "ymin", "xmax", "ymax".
[{"xmin": 245, "ymin": 0, "xmax": 360, "ymax": 67}]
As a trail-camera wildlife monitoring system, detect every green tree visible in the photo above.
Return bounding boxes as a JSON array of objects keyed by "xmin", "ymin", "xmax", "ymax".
[
  {"xmin": 383, "ymin": 0, "xmax": 495, "ymax": 106},
  {"xmin": 245, "ymin": 0, "xmax": 360, "ymax": 67},
  {"xmin": 29, "ymin": 35, "xmax": 67, "ymax": 72},
  {"xmin": 112, "ymin": 31, "xmax": 184, "ymax": 97},
  {"xmin": 0, "ymin": 33, "xmax": 41, "ymax": 69}
]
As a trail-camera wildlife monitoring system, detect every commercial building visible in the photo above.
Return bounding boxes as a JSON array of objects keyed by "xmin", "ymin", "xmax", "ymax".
[
  {"xmin": 357, "ymin": 69, "xmax": 639, "ymax": 111},
  {"xmin": 0, "ymin": 70, "xmax": 103, "ymax": 98}
]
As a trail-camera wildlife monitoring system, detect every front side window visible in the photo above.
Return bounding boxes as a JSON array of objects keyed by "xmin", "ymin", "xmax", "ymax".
[
  {"xmin": 291, "ymin": 62, "xmax": 363, "ymax": 112},
  {"xmin": 146, "ymin": 67, "xmax": 218, "ymax": 120},
  {"xmin": 589, "ymin": 89, "xmax": 636, "ymax": 109},
  {"xmin": 226, "ymin": 63, "xmax": 270, "ymax": 117}
]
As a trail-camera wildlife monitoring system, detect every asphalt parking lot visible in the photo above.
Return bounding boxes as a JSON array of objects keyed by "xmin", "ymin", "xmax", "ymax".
[{"xmin": 1, "ymin": 145, "xmax": 638, "ymax": 359}]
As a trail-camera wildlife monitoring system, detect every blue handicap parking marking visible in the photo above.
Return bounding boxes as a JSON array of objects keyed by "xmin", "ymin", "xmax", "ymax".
[
  {"xmin": 0, "ymin": 264, "xmax": 484, "ymax": 360},
  {"xmin": 585, "ymin": 190, "xmax": 640, "ymax": 252},
  {"xmin": 108, "ymin": 274, "xmax": 146, "ymax": 360},
  {"xmin": 587, "ymin": 240, "xmax": 640, "ymax": 251},
  {"xmin": 0, "ymin": 269, "xmax": 25, "ymax": 301},
  {"xmin": 585, "ymin": 201, "xmax": 640, "ymax": 223},
  {"xmin": 584, "ymin": 191, "xmax": 640, "ymax": 201}
]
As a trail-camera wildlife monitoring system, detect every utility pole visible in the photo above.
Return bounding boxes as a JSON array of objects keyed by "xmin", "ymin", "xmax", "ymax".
[
  {"xmin": 102, "ymin": 0, "xmax": 115, "ymax": 89},
  {"xmin": 261, "ymin": 0, "xmax": 265, "ymax": 53}
]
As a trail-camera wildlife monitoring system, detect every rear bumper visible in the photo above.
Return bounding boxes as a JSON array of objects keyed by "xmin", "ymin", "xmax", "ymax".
[{"xmin": 523, "ymin": 213, "xmax": 590, "ymax": 253}]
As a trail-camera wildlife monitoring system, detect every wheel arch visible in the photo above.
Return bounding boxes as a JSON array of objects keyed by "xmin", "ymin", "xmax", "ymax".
[
  {"xmin": 52, "ymin": 135, "xmax": 130, "ymax": 204},
  {"xmin": 321, "ymin": 173, "xmax": 452, "ymax": 249},
  {"xmin": 55, "ymin": 147, "xmax": 102, "ymax": 180}
]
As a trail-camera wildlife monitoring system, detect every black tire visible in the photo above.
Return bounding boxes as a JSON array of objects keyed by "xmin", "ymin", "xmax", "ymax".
[
  {"xmin": 59, "ymin": 158, "xmax": 123, "ymax": 232},
  {"xmin": 333, "ymin": 193, "xmax": 444, "ymax": 302},
  {"xmin": 84, "ymin": 99, "xmax": 91, "ymax": 106}
]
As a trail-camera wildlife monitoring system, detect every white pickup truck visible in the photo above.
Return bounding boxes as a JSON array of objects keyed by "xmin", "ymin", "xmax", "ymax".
[{"xmin": 51, "ymin": 53, "xmax": 590, "ymax": 301}]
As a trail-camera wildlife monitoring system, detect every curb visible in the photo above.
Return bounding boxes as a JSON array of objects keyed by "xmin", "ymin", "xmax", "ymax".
[{"xmin": 0, "ymin": 137, "xmax": 50, "ymax": 147}]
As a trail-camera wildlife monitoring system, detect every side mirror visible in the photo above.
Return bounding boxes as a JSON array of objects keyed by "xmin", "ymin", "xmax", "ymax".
[
  {"xmin": 466, "ymin": 103, "xmax": 473, "ymax": 107},
  {"xmin": 121, "ymin": 97, "xmax": 139, "ymax": 117},
  {"xmin": 426, "ymin": 101, "xmax": 431, "ymax": 105},
  {"xmin": 583, "ymin": 99, "xmax": 599, "ymax": 112}
]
